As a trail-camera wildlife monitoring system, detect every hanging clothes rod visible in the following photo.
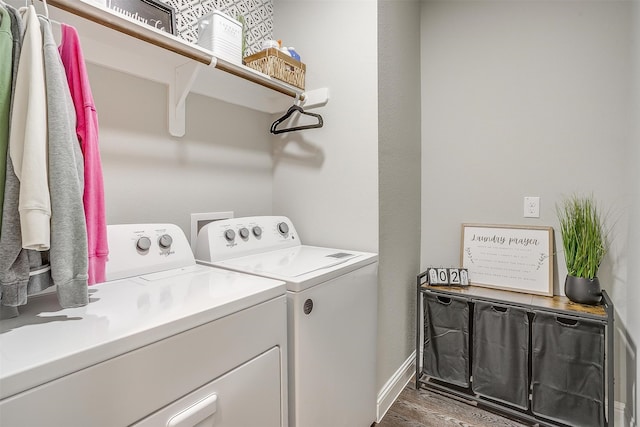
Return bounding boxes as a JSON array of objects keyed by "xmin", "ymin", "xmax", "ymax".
[{"xmin": 39, "ymin": 0, "xmax": 304, "ymax": 100}]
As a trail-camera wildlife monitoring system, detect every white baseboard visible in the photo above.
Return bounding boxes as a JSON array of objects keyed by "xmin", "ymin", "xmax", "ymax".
[{"xmin": 376, "ymin": 351, "xmax": 416, "ymax": 422}]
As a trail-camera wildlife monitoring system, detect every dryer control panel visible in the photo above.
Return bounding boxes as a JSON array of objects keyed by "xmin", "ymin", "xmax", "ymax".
[
  {"xmin": 106, "ymin": 224, "xmax": 195, "ymax": 281},
  {"xmin": 195, "ymin": 216, "xmax": 300, "ymax": 262}
]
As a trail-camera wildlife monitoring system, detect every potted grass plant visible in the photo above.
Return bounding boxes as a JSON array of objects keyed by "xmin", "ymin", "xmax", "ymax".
[{"xmin": 556, "ymin": 195, "xmax": 607, "ymax": 305}]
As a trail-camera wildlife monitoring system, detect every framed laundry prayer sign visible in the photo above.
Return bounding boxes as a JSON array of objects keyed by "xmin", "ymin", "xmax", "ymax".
[
  {"xmin": 106, "ymin": 0, "xmax": 176, "ymax": 35},
  {"xmin": 460, "ymin": 224, "xmax": 554, "ymax": 296}
]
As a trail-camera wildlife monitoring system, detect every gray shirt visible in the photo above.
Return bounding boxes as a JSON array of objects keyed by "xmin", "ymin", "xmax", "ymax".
[
  {"xmin": 40, "ymin": 15, "xmax": 88, "ymax": 307},
  {"xmin": 0, "ymin": 1, "xmax": 36, "ymax": 315}
]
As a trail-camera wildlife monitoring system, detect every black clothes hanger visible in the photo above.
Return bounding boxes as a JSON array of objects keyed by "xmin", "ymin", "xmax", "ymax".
[{"xmin": 270, "ymin": 103, "xmax": 324, "ymax": 135}]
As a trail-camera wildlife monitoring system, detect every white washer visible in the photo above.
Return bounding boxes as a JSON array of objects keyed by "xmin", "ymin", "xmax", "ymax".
[
  {"xmin": 195, "ymin": 216, "xmax": 378, "ymax": 427},
  {"xmin": 0, "ymin": 224, "xmax": 288, "ymax": 427}
]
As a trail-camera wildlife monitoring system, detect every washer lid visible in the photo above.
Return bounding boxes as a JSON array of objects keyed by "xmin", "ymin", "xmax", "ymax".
[
  {"xmin": 212, "ymin": 245, "xmax": 378, "ymax": 291},
  {"xmin": 0, "ymin": 265, "xmax": 286, "ymax": 400}
]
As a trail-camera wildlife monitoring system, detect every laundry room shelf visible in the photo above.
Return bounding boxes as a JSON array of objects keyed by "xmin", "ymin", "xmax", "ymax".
[{"xmin": 43, "ymin": 0, "xmax": 318, "ymax": 137}]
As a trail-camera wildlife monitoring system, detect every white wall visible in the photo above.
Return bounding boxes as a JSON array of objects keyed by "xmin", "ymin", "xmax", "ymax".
[
  {"xmin": 271, "ymin": 0, "xmax": 379, "ymax": 253},
  {"xmin": 88, "ymin": 64, "xmax": 274, "ymax": 236},
  {"xmin": 377, "ymin": 0, "xmax": 421, "ymax": 401},
  {"xmin": 420, "ymin": 0, "xmax": 634, "ymax": 416}
]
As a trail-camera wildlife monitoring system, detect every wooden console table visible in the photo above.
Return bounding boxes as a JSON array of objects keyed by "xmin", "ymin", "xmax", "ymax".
[{"xmin": 415, "ymin": 272, "xmax": 614, "ymax": 427}]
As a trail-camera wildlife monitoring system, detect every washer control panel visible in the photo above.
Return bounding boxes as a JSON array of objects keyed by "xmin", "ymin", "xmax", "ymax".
[
  {"xmin": 106, "ymin": 224, "xmax": 195, "ymax": 281},
  {"xmin": 195, "ymin": 216, "xmax": 300, "ymax": 262}
]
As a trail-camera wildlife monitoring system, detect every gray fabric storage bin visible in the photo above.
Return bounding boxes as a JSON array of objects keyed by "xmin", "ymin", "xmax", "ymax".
[
  {"xmin": 531, "ymin": 310, "xmax": 605, "ymax": 427},
  {"xmin": 423, "ymin": 293, "xmax": 469, "ymax": 387},
  {"xmin": 472, "ymin": 301, "xmax": 529, "ymax": 409}
]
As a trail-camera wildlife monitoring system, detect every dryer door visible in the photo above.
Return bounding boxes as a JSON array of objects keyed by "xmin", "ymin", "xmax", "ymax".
[{"xmin": 133, "ymin": 346, "xmax": 282, "ymax": 427}]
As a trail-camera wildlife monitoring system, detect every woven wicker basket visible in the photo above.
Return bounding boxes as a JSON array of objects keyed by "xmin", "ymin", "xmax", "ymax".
[{"xmin": 244, "ymin": 48, "xmax": 306, "ymax": 90}]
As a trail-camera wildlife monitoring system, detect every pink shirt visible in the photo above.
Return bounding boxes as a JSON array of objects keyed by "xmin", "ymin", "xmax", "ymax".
[{"xmin": 59, "ymin": 24, "xmax": 108, "ymax": 285}]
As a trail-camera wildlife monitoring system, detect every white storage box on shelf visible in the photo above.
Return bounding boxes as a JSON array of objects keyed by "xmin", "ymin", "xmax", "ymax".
[{"xmin": 197, "ymin": 10, "xmax": 242, "ymax": 65}]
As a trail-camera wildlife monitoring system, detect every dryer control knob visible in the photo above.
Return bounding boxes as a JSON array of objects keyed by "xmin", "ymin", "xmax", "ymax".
[
  {"xmin": 252, "ymin": 226, "xmax": 262, "ymax": 237},
  {"xmin": 158, "ymin": 234, "xmax": 173, "ymax": 249},
  {"xmin": 224, "ymin": 229, "xmax": 236, "ymax": 241},
  {"xmin": 239, "ymin": 227, "xmax": 250, "ymax": 239},
  {"xmin": 277, "ymin": 222, "xmax": 289, "ymax": 235},
  {"xmin": 136, "ymin": 236, "xmax": 151, "ymax": 251}
]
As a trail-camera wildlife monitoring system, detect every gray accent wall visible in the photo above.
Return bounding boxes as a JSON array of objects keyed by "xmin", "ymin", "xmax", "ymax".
[
  {"xmin": 626, "ymin": 0, "xmax": 640, "ymax": 420},
  {"xmin": 420, "ymin": 0, "xmax": 637, "ymax": 416},
  {"xmin": 378, "ymin": 0, "xmax": 422, "ymax": 393}
]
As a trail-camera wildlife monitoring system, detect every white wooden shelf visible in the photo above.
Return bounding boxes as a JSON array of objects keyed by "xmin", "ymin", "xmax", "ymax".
[{"xmin": 33, "ymin": 0, "xmax": 327, "ymax": 136}]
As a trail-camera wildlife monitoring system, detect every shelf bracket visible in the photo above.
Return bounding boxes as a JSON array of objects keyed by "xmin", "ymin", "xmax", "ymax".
[{"xmin": 168, "ymin": 61, "xmax": 201, "ymax": 137}]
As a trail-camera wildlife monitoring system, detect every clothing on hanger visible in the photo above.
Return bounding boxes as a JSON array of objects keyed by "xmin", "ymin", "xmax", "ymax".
[
  {"xmin": 59, "ymin": 22, "xmax": 108, "ymax": 285},
  {"xmin": 10, "ymin": 5, "xmax": 50, "ymax": 251},
  {"xmin": 39, "ymin": 14, "xmax": 88, "ymax": 307},
  {"xmin": 39, "ymin": 1, "xmax": 93, "ymax": 296},
  {"xmin": 0, "ymin": 3, "xmax": 53, "ymax": 313},
  {"xmin": 0, "ymin": 0, "xmax": 27, "ymax": 318},
  {"xmin": 0, "ymin": 4, "xmax": 89, "ymax": 313},
  {"xmin": 0, "ymin": 3, "xmax": 14, "ymax": 239}
]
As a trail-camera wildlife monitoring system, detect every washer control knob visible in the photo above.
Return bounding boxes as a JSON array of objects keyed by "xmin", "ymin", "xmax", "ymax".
[
  {"xmin": 239, "ymin": 227, "xmax": 250, "ymax": 239},
  {"xmin": 277, "ymin": 222, "xmax": 289, "ymax": 235},
  {"xmin": 158, "ymin": 234, "xmax": 173, "ymax": 249},
  {"xmin": 252, "ymin": 226, "xmax": 262, "ymax": 237},
  {"xmin": 136, "ymin": 236, "xmax": 151, "ymax": 251},
  {"xmin": 224, "ymin": 229, "xmax": 236, "ymax": 241}
]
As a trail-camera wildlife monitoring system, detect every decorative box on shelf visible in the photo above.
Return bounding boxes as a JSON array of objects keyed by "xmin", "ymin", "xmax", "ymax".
[
  {"xmin": 197, "ymin": 10, "xmax": 243, "ymax": 65},
  {"xmin": 244, "ymin": 48, "xmax": 306, "ymax": 90}
]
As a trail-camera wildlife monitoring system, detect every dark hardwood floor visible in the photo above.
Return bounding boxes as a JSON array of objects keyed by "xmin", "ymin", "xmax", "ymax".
[{"xmin": 377, "ymin": 381, "xmax": 531, "ymax": 427}]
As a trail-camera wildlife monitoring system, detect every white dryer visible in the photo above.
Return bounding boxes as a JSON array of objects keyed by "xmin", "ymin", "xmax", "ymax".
[
  {"xmin": 195, "ymin": 216, "xmax": 378, "ymax": 427},
  {"xmin": 0, "ymin": 224, "xmax": 288, "ymax": 427}
]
